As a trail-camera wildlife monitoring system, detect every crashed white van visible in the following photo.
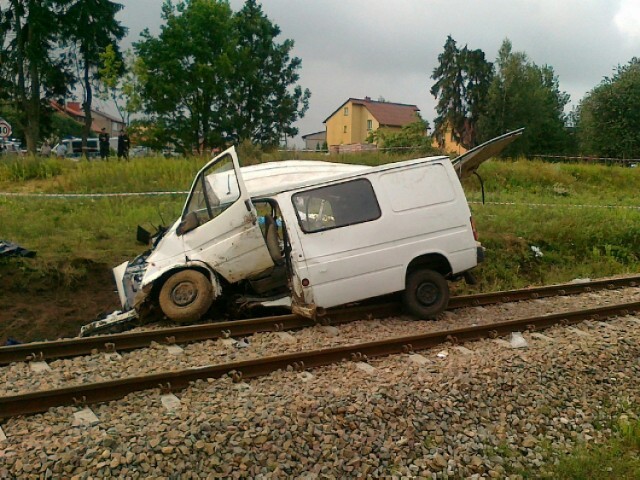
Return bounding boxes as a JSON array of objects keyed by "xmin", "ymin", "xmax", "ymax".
[{"xmin": 114, "ymin": 129, "xmax": 522, "ymax": 325}]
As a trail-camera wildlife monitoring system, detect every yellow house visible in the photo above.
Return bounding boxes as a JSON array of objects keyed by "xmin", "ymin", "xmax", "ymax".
[
  {"xmin": 323, "ymin": 97, "xmax": 420, "ymax": 151},
  {"xmin": 433, "ymin": 124, "xmax": 468, "ymax": 155}
]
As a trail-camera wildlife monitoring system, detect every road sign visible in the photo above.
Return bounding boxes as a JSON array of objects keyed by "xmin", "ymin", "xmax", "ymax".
[{"xmin": 0, "ymin": 119, "xmax": 12, "ymax": 138}]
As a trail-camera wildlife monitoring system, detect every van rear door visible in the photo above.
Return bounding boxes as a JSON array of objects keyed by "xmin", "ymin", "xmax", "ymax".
[{"xmin": 452, "ymin": 128, "xmax": 524, "ymax": 179}]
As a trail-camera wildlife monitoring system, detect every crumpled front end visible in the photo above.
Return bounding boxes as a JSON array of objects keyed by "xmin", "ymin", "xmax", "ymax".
[{"xmin": 113, "ymin": 251, "xmax": 151, "ymax": 311}]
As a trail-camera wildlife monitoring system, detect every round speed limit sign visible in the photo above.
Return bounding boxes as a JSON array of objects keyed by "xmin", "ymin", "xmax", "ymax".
[{"xmin": 0, "ymin": 120, "xmax": 12, "ymax": 138}]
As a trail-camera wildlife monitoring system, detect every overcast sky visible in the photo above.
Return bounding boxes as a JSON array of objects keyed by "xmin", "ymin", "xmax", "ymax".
[{"xmin": 116, "ymin": 0, "xmax": 640, "ymax": 146}]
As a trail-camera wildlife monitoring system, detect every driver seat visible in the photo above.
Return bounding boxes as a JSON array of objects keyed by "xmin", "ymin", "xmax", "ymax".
[{"xmin": 263, "ymin": 215, "xmax": 284, "ymax": 265}]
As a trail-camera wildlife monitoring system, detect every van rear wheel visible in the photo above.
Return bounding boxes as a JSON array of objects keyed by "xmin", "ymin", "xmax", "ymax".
[
  {"xmin": 159, "ymin": 270, "xmax": 213, "ymax": 323},
  {"xmin": 403, "ymin": 269, "xmax": 449, "ymax": 319}
]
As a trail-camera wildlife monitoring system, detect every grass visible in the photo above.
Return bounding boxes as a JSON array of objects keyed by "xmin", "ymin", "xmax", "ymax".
[
  {"xmin": 0, "ymin": 154, "xmax": 638, "ymax": 280},
  {"xmin": 544, "ymin": 416, "xmax": 640, "ymax": 479}
]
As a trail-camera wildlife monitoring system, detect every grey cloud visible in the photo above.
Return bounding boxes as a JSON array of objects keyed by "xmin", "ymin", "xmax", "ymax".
[{"xmin": 118, "ymin": 0, "xmax": 639, "ymax": 145}]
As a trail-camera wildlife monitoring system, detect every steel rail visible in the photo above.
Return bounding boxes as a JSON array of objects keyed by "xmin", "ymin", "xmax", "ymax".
[
  {"xmin": 1, "ymin": 275, "xmax": 639, "ymax": 366},
  {"xmin": 447, "ymin": 275, "xmax": 639, "ymax": 308},
  {"xmin": 1, "ymin": 300, "xmax": 639, "ymax": 419},
  {"xmin": 0, "ymin": 303, "xmax": 399, "ymax": 366}
]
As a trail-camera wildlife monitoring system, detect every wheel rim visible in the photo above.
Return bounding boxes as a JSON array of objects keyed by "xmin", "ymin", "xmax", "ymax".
[
  {"xmin": 171, "ymin": 281, "xmax": 198, "ymax": 306},
  {"xmin": 416, "ymin": 282, "xmax": 439, "ymax": 306}
]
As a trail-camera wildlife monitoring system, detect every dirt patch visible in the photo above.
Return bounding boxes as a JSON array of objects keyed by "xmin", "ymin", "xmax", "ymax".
[{"xmin": 0, "ymin": 259, "xmax": 120, "ymax": 343}]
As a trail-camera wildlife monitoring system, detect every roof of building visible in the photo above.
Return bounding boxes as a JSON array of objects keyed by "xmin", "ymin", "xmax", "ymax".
[
  {"xmin": 50, "ymin": 100, "xmax": 124, "ymax": 134},
  {"xmin": 323, "ymin": 97, "xmax": 420, "ymax": 127},
  {"xmin": 301, "ymin": 130, "xmax": 326, "ymax": 140}
]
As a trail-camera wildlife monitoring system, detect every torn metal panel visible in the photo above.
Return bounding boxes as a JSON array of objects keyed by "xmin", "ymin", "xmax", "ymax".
[
  {"xmin": 0, "ymin": 240, "xmax": 35, "ymax": 258},
  {"xmin": 452, "ymin": 128, "xmax": 524, "ymax": 179}
]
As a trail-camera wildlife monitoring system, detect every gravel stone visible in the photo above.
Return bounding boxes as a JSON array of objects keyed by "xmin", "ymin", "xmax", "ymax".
[{"xmin": 1, "ymin": 285, "xmax": 640, "ymax": 477}]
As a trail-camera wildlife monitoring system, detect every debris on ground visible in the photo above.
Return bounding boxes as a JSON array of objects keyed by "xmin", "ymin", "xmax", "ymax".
[
  {"xmin": 0, "ymin": 240, "xmax": 35, "ymax": 258},
  {"xmin": 79, "ymin": 309, "xmax": 139, "ymax": 337}
]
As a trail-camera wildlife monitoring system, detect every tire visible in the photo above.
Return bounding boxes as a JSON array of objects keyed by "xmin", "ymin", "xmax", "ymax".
[
  {"xmin": 158, "ymin": 270, "xmax": 214, "ymax": 323},
  {"xmin": 402, "ymin": 269, "xmax": 449, "ymax": 319}
]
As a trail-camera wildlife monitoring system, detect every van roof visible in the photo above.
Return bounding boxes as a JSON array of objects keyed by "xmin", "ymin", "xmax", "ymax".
[{"xmin": 241, "ymin": 155, "xmax": 450, "ymax": 198}]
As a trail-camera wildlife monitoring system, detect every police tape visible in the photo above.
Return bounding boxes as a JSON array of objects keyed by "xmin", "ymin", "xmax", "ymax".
[
  {"xmin": 0, "ymin": 191, "xmax": 189, "ymax": 198},
  {"xmin": 469, "ymin": 201, "xmax": 640, "ymax": 210}
]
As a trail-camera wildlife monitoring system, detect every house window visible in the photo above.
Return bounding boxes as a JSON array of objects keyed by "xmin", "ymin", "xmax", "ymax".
[
  {"xmin": 344, "ymin": 107, "xmax": 349, "ymax": 116},
  {"xmin": 343, "ymin": 125, "xmax": 348, "ymax": 133},
  {"xmin": 292, "ymin": 179, "xmax": 381, "ymax": 234},
  {"xmin": 367, "ymin": 119, "xmax": 373, "ymax": 131}
]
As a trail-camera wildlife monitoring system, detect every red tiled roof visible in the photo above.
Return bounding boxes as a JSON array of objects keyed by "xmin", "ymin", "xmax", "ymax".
[
  {"xmin": 65, "ymin": 101, "xmax": 84, "ymax": 117},
  {"xmin": 50, "ymin": 100, "xmax": 123, "ymax": 133},
  {"xmin": 323, "ymin": 97, "xmax": 420, "ymax": 127}
]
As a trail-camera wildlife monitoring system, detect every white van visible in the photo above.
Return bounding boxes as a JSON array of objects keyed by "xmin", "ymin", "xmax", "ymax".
[
  {"xmin": 114, "ymin": 129, "xmax": 522, "ymax": 323},
  {"xmin": 53, "ymin": 137, "xmax": 100, "ymax": 158}
]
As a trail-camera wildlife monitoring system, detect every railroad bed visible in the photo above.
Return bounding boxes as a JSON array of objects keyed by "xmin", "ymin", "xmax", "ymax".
[
  {"xmin": 1, "ymin": 297, "xmax": 639, "ymax": 477},
  {"xmin": 0, "ymin": 278, "xmax": 640, "ymax": 412}
]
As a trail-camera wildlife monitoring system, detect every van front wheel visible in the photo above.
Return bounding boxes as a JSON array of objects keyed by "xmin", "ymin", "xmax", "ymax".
[
  {"xmin": 159, "ymin": 270, "xmax": 214, "ymax": 323},
  {"xmin": 403, "ymin": 269, "xmax": 449, "ymax": 319}
]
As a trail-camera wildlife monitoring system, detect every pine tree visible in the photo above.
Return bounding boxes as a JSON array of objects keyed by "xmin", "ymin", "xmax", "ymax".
[{"xmin": 430, "ymin": 36, "xmax": 492, "ymax": 149}]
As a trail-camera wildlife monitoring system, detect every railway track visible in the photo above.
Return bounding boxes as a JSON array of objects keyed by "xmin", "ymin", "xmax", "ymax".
[
  {"xmin": 1, "ymin": 294, "xmax": 639, "ymax": 419},
  {"xmin": 1, "ymin": 275, "xmax": 638, "ymax": 366}
]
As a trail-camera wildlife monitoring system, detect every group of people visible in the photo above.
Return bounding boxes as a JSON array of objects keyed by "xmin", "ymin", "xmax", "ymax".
[
  {"xmin": 39, "ymin": 127, "xmax": 131, "ymax": 159},
  {"xmin": 99, "ymin": 127, "xmax": 130, "ymax": 160}
]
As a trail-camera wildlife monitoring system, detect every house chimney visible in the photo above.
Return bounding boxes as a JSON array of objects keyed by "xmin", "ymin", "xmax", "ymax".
[{"xmin": 364, "ymin": 96, "xmax": 371, "ymax": 101}]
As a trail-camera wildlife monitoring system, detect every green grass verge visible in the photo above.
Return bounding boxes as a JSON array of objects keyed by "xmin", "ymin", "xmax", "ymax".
[
  {"xmin": 544, "ymin": 417, "xmax": 640, "ymax": 479},
  {"xmin": 0, "ymin": 155, "xmax": 638, "ymax": 284}
]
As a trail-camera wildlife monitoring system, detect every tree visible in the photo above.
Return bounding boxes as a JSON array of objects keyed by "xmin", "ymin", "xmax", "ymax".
[
  {"xmin": 135, "ymin": 0, "xmax": 310, "ymax": 153},
  {"xmin": 0, "ymin": 0, "xmax": 70, "ymax": 153},
  {"xmin": 231, "ymin": 0, "xmax": 309, "ymax": 146},
  {"xmin": 98, "ymin": 47, "xmax": 143, "ymax": 125},
  {"xmin": 430, "ymin": 36, "xmax": 493, "ymax": 149},
  {"xmin": 368, "ymin": 118, "xmax": 437, "ymax": 155},
  {"xmin": 576, "ymin": 58, "xmax": 640, "ymax": 158},
  {"xmin": 477, "ymin": 39, "xmax": 571, "ymax": 156},
  {"xmin": 61, "ymin": 0, "xmax": 126, "ymax": 153}
]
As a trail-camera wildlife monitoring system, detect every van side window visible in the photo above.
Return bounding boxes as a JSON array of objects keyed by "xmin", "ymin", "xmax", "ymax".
[{"xmin": 293, "ymin": 179, "xmax": 381, "ymax": 233}]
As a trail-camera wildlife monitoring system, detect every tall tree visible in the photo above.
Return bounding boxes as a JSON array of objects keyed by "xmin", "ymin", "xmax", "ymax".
[
  {"xmin": 577, "ymin": 58, "xmax": 640, "ymax": 158},
  {"xmin": 232, "ymin": 0, "xmax": 309, "ymax": 146},
  {"xmin": 98, "ymin": 47, "xmax": 143, "ymax": 125},
  {"xmin": 477, "ymin": 39, "xmax": 571, "ymax": 156},
  {"xmin": 430, "ymin": 36, "xmax": 493, "ymax": 149},
  {"xmin": 135, "ymin": 0, "xmax": 236, "ymax": 152},
  {"xmin": 0, "ymin": 0, "xmax": 69, "ymax": 153},
  {"xmin": 61, "ymin": 0, "xmax": 126, "ymax": 152},
  {"xmin": 135, "ymin": 0, "xmax": 310, "ymax": 153}
]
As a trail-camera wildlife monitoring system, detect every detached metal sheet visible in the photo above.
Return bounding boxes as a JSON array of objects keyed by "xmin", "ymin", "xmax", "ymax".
[
  {"xmin": 451, "ymin": 128, "xmax": 524, "ymax": 179},
  {"xmin": 0, "ymin": 241, "xmax": 35, "ymax": 258}
]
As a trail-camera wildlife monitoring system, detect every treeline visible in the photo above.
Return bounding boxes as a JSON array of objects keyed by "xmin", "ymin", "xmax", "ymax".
[
  {"xmin": 2, "ymin": 2, "xmax": 638, "ymax": 159},
  {"xmin": 430, "ymin": 36, "xmax": 640, "ymax": 159},
  {"xmin": 0, "ymin": 0, "xmax": 309, "ymax": 154}
]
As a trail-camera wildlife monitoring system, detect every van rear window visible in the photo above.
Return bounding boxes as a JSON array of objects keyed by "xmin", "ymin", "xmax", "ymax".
[{"xmin": 292, "ymin": 179, "xmax": 381, "ymax": 233}]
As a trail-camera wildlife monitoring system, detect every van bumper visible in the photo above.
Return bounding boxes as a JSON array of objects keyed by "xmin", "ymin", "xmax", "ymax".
[{"xmin": 476, "ymin": 245, "xmax": 485, "ymax": 264}]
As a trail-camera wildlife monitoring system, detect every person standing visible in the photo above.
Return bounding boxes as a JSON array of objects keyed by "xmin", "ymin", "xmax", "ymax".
[
  {"xmin": 55, "ymin": 142, "xmax": 67, "ymax": 158},
  {"xmin": 117, "ymin": 128, "xmax": 130, "ymax": 160},
  {"xmin": 40, "ymin": 142, "xmax": 52, "ymax": 157},
  {"xmin": 99, "ymin": 128, "xmax": 110, "ymax": 160}
]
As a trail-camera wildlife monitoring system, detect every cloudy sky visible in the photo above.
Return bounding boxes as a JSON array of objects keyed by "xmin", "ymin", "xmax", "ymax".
[{"xmin": 116, "ymin": 0, "xmax": 640, "ymax": 146}]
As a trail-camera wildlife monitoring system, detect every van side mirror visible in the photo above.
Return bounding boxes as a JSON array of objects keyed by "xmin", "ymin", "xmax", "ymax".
[
  {"xmin": 136, "ymin": 225, "xmax": 151, "ymax": 245},
  {"xmin": 177, "ymin": 211, "xmax": 200, "ymax": 236}
]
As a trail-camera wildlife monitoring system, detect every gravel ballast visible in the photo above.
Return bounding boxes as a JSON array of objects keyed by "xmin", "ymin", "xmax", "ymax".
[
  {"xmin": 1, "ymin": 309, "xmax": 639, "ymax": 477},
  {"xmin": 1, "ymin": 286, "xmax": 639, "ymax": 396}
]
